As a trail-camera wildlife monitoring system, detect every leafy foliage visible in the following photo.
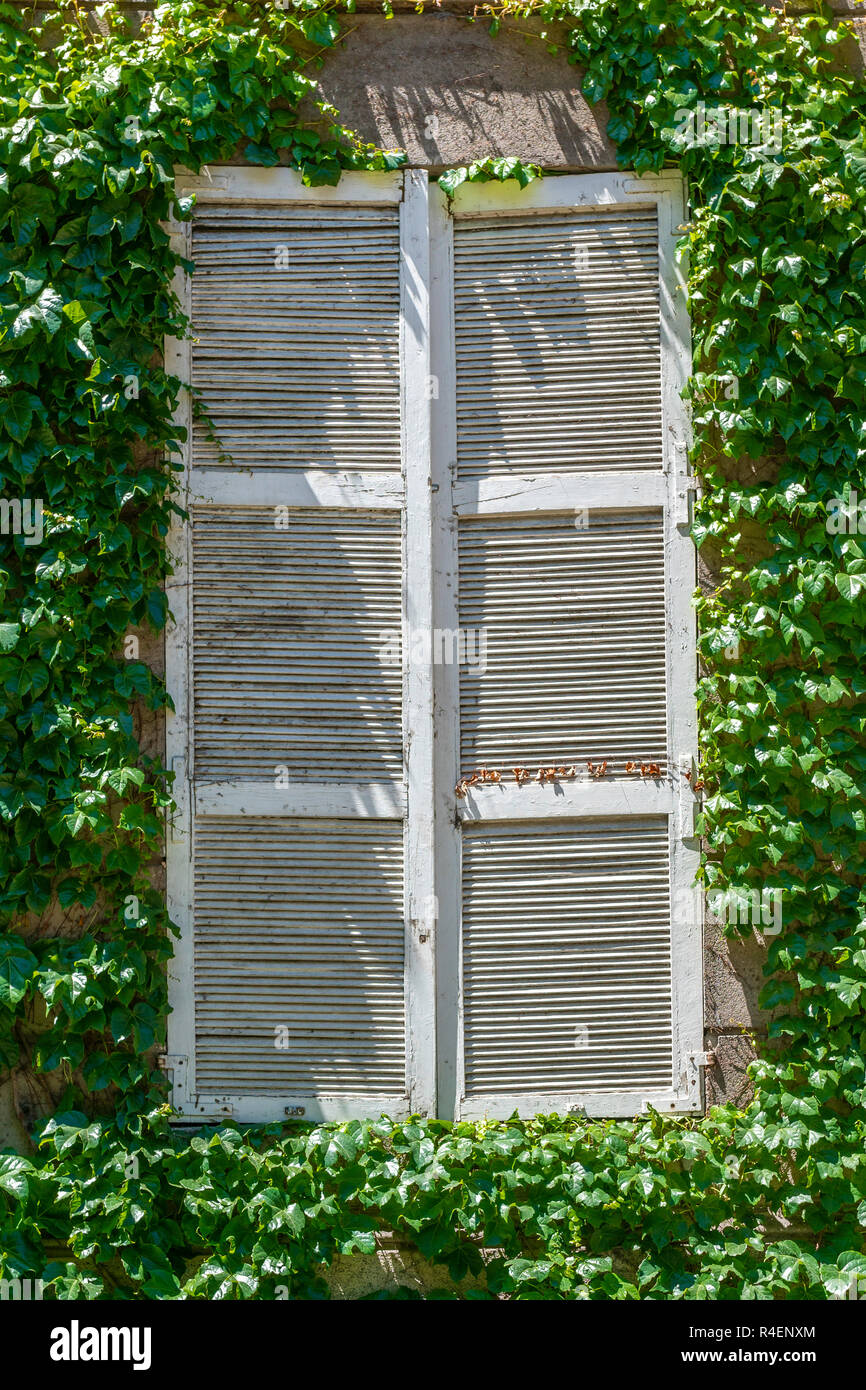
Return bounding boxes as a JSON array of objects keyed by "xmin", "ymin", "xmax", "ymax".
[
  {"xmin": 439, "ymin": 156, "xmax": 543, "ymax": 196},
  {"xmin": 1, "ymin": 0, "xmax": 865, "ymax": 1299}
]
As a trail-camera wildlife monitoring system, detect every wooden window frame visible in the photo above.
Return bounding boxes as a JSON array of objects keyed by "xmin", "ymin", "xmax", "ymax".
[{"xmin": 164, "ymin": 166, "xmax": 702, "ymax": 1123}]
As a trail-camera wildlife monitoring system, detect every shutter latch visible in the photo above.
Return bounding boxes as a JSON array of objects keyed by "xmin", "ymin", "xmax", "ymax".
[
  {"xmin": 686, "ymin": 1056, "xmax": 717, "ymax": 1089},
  {"xmin": 675, "ymin": 479, "xmax": 699, "ymax": 526},
  {"xmin": 157, "ymin": 1053, "xmax": 190, "ymax": 1107},
  {"xmin": 169, "ymin": 755, "xmax": 186, "ymax": 843},
  {"xmin": 678, "ymin": 753, "xmax": 700, "ymax": 839}
]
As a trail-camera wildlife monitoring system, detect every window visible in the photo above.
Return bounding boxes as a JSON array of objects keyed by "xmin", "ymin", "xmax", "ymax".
[{"xmin": 165, "ymin": 166, "xmax": 702, "ymax": 1123}]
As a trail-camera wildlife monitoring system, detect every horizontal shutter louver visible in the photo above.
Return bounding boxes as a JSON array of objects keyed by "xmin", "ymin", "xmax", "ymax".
[
  {"xmin": 453, "ymin": 208, "xmax": 662, "ymax": 478},
  {"xmin": 461, "ymin": 819, "xmax": 673, "ymax": 1094},
  {"xmin": 190, "ymin": 203, "xmax": 401, "ymax": 471},
  {"xmin": 191, "ymin": 506, "xmax": 403, "ymax": 782},
  {"xmin": 458, "ymin": 511, "xmax": 668, "ymax": 776},
  {"xmin": 193, "ymin": 817, "xmax": 405, "ymax": 1094}
]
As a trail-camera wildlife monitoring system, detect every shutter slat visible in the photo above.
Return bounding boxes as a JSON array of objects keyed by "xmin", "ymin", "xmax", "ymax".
[
  {"xmin": 190, "ymin": 203, "xmax": 401, "ymax": 471},
  {"xmin": 461, "ymin": 820, "xmax": 673, "ymax": 1095},
  {"xmin": 458, "ymin": 511, "xmax": 668, "ymax": 777},
  {"xmin": 192, "ymin": 506, "xmax": 403, "ymax": 783},
  {"xmin": 193, "ymin": 818, "xmax": 405, "ymax": 1095},
  {"xmin": 453, "ymin": 207, "xmax": 662, "ymax": 478}
]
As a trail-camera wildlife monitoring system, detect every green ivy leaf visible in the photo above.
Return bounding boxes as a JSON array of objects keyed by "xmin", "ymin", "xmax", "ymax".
[
  {"xmin": 0, "ymin": 938, "xmax": 38, "ymax": 1009},
  {"xmin": 0, "ymin": 1155, "xmax": 34, "ymax": 1201}
]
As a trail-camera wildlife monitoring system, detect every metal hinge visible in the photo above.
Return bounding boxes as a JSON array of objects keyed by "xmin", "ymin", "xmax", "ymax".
[
  {"xmin": 683, "ymin": 1051, "xmax": 716, "ymax": 1108},
  {"xmin": 157, "ymin": 1053, "xmax": 187, "ymax": 1074},
  {"xmin": 177, "ymin": 167, "xmax": 229, "ymax": 192},
  {"xmin": 688, "ymin": 1051, "xmax": 716, "ymax": 1072},
  {"xmin": 640, "ymin": 1094, "xmax": 690, "ymax": 1114},
  {"xmin": 157, "ymin": 1052, "xmax": 190, "ymax": 1109},
  {"xmin": 665, "ymin": 435, "xmax": 688, "ymax": 475},
  {"xmin": 623, "ymin": 176, "xmax": 679, "ymax": 195}
]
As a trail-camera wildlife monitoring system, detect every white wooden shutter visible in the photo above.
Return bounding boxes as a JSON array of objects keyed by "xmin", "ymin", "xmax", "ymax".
[
  {"xmin": 165, "ymin": 169, "xmax": 434, "ymax": 1123},
  {"xmin": 430, "ymin": 172, "xmax": 703, "ymax": 1120}
]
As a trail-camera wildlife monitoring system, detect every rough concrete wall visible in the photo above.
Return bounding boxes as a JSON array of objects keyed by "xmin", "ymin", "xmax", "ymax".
[
  {"xmin": 325, "ymin": 1241, "xmax": 490, "ymax": 1299},
  {"xmin": 307, "ymin": 12, "xmax": 615, "ymax": 169}
]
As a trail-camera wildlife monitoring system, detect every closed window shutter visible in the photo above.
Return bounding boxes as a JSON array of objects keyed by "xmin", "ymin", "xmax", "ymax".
[
  {"xmin": 431, "ymin": 174, "xmax": 702, "ymax": 1120},
  {"xmin": 166, "ymin": 168, "xmax": 701, "ymax": 1123},
  {"xmin": 166, "ymin": 170, "xmax": 435, "ymax": 1123}
]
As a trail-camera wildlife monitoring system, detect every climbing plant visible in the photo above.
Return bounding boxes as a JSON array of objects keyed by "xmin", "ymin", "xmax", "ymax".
[{"xmin": 0, "ymin": 0, "xmax": 865, "ymax": 1299}]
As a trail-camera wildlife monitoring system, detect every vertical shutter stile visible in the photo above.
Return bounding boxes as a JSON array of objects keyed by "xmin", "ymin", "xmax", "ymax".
[
  {"xmin": 433, "ymin": 172, "xmax": 702, "ymax": 1120},
  {"xmin": 401, "ymin": 170, "xmax": 437, "ymax": 1115},
  {"xmin": 166, "ymin": 169, "xmax": 435, "ymax": 1123}
]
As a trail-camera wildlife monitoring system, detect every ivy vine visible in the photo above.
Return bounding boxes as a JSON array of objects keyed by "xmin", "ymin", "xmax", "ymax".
[{"xmin": 0, "ymin": 0, "xmax": 865, "ymax": 1300}]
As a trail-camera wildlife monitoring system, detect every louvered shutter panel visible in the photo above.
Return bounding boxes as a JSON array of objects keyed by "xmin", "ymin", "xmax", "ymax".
[
  {"xmin": 166, "ymin": 170, "xmax": 434, "ymax": 1123},
  {"xmin": 430, "ymin": 174, "xmax": 702, "ymax": 1119}
]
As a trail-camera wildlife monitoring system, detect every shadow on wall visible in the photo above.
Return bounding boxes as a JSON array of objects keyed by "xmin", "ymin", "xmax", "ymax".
[
  {"xmin": 306, "ymin": 14, "xmax": 618, "ymax": 170},
  {"xmin": 325, "ymin": 1242, "xmax": 492, "ymax": 1299}
]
